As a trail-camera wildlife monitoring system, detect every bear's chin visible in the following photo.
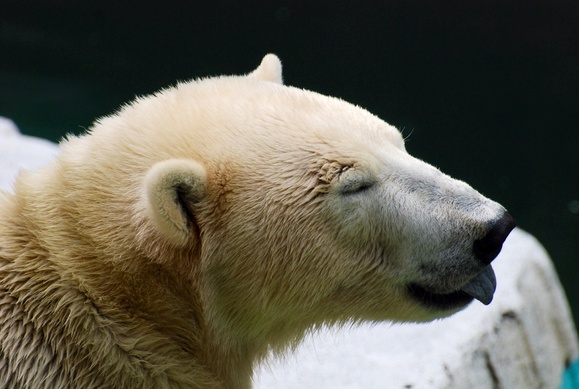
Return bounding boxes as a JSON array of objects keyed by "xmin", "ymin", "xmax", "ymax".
[{"xmin": 406, "ymin": 284, "xmax": 475, "ymax": 312}]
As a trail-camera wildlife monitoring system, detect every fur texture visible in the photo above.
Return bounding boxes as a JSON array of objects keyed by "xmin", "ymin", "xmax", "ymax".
[{"xmin": 0, "ymin": 55, "xmax": 511, "ymax": 388}]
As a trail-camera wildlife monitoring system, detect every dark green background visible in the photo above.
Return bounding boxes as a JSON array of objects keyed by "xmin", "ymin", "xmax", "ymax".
[{"xmin": 1, "ymin": 1, "xmax": 578, "ymax": 322}]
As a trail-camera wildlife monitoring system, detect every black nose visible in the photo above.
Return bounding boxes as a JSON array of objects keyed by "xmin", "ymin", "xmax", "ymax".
[{"xmin": 473, "ymin": 211, "xmax": 516, "ymax": 265}]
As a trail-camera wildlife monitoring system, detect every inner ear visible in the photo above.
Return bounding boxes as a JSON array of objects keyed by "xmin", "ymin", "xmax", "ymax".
[
  {"xmin": 175, "ymin": 183, "xmax": 196, "ymax": 225},
  {"xmin": 144, "ymin": 159, "xmax": 207, "ymax": 246}
]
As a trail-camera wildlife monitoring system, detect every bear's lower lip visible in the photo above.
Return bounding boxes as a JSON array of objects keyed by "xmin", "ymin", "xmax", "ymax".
[{"xmin": 407, "ymin": 284, "xmax": 474, "ymax": 311}]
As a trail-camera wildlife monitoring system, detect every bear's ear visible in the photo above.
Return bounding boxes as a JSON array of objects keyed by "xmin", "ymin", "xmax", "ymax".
[
  {"xmin": 248, "ymin": 54, "xmax": 283, "ymax": 84},
  {"xmin": 143, "ymin": 159, "xmax": 207, "ymax": 246}
]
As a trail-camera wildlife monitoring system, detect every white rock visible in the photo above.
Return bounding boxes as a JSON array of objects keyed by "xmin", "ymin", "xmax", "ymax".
[{"xmin": 0, "ymin": 117, "xmax": 60, "ymax": 192}]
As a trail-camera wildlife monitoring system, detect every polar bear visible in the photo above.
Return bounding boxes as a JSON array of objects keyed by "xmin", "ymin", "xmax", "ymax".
[{"xmin": 0, "ymin": 55, "xmax": 514, "ymax": 388}]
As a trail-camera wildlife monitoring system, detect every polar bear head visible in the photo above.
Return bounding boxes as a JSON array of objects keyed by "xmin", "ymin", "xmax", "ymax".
[{"xmin": 57, "ymin": 54, "xmax": 514, "ymax": 347}]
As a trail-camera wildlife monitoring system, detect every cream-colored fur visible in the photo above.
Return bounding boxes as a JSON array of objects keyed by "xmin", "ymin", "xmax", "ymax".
[{"xmin": 0, "ymin": 55, "xmax": 510, "ymax": 388}]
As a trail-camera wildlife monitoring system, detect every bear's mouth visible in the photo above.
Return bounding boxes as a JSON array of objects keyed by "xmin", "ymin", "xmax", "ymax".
[{"xmin": 408, "ymin": 266, "xmax": 497, "ymax": 311}]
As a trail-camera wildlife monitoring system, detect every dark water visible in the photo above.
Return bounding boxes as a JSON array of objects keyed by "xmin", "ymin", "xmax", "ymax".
[{"xmin": 1, "ymin": 2, "xmax": 578, "ymax": 322}]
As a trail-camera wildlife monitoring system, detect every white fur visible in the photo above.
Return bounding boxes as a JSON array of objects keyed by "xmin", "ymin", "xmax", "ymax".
[
  {"xmin": 0, "ymin": 54, "xmax": 509, "ymax": 388},
  {"xmin": 248, "ymin": 54, "xmax": 283, "ymax": 84}
]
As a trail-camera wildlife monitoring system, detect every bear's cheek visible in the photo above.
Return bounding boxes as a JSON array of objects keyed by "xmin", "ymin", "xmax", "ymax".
[
  {"xmin": 322, "ymin": 189, "xmax": 407, "ymax": 275},
  {"xmin": 198, "ymin": 211, "xmax": 346, "ymax": 306},
  {"xmin": 199, "ymin": 202, "xmax": 434, "ymax": 327}
]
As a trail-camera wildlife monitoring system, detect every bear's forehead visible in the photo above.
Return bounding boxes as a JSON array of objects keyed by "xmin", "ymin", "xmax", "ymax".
[{"xmin": 189, "ymin": 76, "xmax": 404, "ymax": 151}]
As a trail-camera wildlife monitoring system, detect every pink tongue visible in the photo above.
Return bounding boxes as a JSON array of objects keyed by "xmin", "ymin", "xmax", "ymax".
[{"xmin": 460, "ymin": 266, "xmax": 497, "ymax": 305}]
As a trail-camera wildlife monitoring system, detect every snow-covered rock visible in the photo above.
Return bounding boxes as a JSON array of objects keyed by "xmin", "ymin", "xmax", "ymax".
[
  {"xmin": 1, "ymin": 118, "xmax": 577, "ymax": 388},
  {"xmin": 0, "ymin": 117, "xmax": 59, "ymax": 191}
]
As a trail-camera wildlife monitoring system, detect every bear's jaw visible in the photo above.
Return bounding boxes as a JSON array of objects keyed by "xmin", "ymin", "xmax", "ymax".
[
  {"xmin": 407, "ymin": 265, "xmax": 496, "ymax": 311},
  {"xmin": 407, "ymin": 283, "xmax": 475, "ymax": 311}
]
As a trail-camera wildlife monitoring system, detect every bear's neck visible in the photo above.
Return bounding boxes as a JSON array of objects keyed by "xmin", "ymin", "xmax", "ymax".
[{"xmin": 202, "ymin": 337, "xmax": 257, "ymax": 389}]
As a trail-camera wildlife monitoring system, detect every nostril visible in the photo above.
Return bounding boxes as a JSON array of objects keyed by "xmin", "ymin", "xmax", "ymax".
[{"xmin": 473, "ymin": 211, "xmax": 516, "ymax": 265}]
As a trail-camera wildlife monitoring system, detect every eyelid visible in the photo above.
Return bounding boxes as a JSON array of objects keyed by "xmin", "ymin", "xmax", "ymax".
[{"xmin": 338, "ymin": 168, "xmax": 375, "ymax": 194}]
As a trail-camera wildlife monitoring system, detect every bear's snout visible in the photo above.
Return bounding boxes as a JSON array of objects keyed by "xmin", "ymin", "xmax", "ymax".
[{"xmin": 473, "ymin": 211, "xmax": 516, "ymax": 265}]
